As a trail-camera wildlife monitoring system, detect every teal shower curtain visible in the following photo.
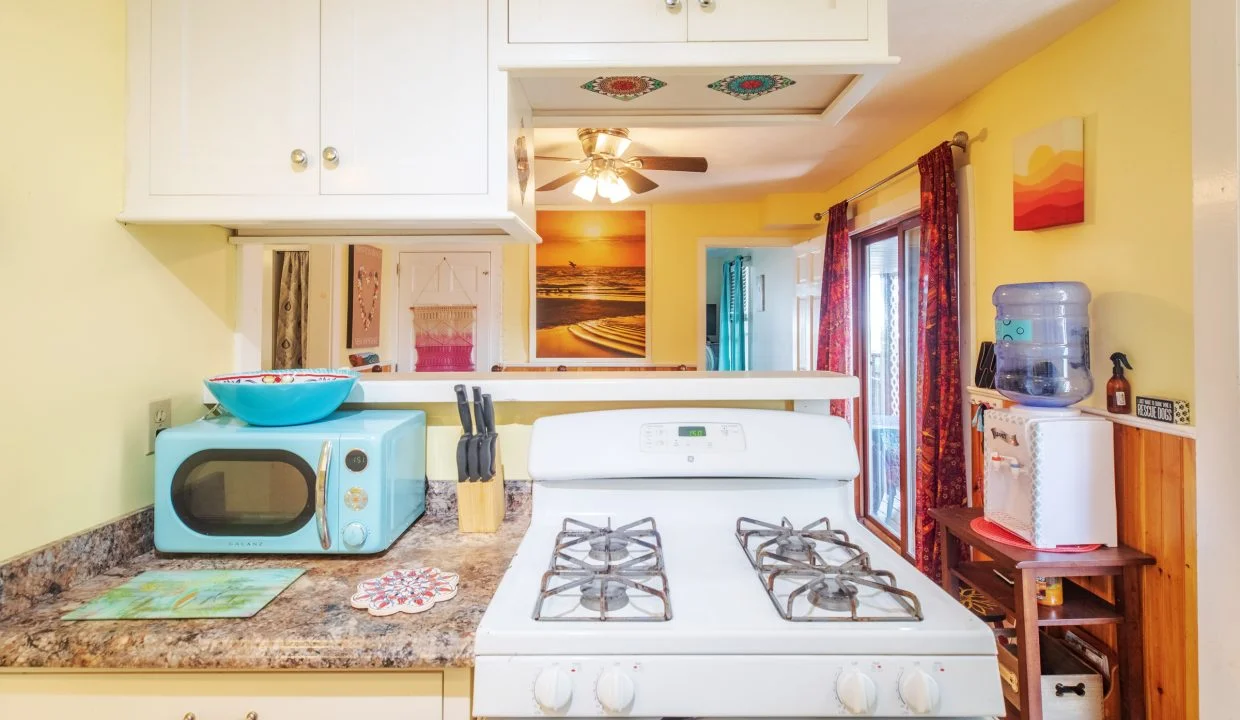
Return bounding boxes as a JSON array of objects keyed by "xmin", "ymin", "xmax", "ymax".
[{"xmin": 718, "ymin": 256, "xmax": 750, "ymax": 371}]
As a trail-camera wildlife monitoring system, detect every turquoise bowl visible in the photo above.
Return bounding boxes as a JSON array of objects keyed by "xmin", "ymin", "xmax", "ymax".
[{"xmin": 205, "ymin": 369, "xmax": 360, "ymax": 426}]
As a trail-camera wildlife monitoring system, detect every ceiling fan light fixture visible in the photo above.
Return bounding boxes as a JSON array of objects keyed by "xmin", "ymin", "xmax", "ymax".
[
  {"xmin": 571, "ymin": 174, "xmax": 598, "ymax": 202},
  {"xmin": 598, "ymin": 172, "xmax": 632, "ymax": 203}
]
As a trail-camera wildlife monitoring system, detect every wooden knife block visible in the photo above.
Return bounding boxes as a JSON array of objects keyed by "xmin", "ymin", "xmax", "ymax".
[{"xmin": 457, "ymin": 440, "xmax": 505, "ymax": 533}]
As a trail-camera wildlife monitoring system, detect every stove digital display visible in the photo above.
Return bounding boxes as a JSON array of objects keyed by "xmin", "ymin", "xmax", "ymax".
[{"xmin": 678, "ymin": 426, "xmax": 707, "ymax": 437}]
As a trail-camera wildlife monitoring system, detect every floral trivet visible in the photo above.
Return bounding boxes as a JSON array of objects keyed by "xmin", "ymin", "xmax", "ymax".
[{"xmin": 350, "ymin": 567, "xmax": 459, "ymax": 616}]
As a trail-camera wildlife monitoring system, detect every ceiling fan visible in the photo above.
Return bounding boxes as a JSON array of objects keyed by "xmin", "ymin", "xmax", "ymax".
[{"xmin": 536, "ymin": 128, "xmax": 709, "ymax": 203}]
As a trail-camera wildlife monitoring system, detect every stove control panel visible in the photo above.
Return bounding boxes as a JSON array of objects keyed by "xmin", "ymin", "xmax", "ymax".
[
  {"xmin": 475, "ymin": 655, "xmax": 1003, "ymax": 718},
  {"xmin": 639, "ymin": 422, "xmax": 746, "ymax": 453}
]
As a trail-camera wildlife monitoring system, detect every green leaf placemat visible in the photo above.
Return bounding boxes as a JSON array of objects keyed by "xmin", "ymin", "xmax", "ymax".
[{"xmin": 62, "ymin": 569, "xmax": 305, "ymax": 620}]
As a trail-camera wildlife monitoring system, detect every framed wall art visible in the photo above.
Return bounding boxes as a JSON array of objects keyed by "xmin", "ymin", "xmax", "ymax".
[
  {"xmin": 1013, "ymin": 117, "xmax": 1085, "ymax": 231},
  {"xmin": 531, "ymin": 209, "xmax": 650, "ymax": 363},
  {"xmin": 347, "ymin": 244, "xmax": 383, "ymax": 349}
]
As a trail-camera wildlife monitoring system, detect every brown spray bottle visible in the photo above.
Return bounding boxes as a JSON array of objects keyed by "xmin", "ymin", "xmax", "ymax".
[{"xmin": 1107, "ymin": 352, "xmax": 1133, "ymax": 414}]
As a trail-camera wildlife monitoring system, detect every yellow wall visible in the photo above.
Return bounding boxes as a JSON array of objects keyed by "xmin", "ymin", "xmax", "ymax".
[
  {"xmin": 0, "ymin": 0, "xmax": 235, "ymax": 560},
  {"xmin": 821, "ymin": 0, "xmax": 1193, "ymax": 410},
  {"xmin": 502, "ymin": 203, "xmax": 812, "ymax": 365}
]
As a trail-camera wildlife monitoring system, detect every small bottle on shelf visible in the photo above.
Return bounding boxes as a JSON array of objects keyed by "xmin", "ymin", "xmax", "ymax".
[{"xmin": 1106, "ymin": 352, "xmax": 1133, "ymax": 414}]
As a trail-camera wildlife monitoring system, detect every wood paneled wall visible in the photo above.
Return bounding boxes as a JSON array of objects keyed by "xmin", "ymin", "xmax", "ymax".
[
  {"xmin": 1111, "ymin": 425, "xmax": 1197, "ymax": 719},
  {"xmin": 969, "ymin": 402, "xmax": 1198, "ymax": 718}
]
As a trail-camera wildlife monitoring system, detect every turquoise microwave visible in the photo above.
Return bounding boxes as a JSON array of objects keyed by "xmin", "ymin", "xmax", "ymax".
[{"xmin": 155, "ymin": 410, "xmax": 425, "ymax": 554}]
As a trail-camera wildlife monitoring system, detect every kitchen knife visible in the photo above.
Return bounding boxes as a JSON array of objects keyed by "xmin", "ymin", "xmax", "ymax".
[
  {"xmin": 471, "ymin": 386, "xmax": 488, "ymax": 482},
  {"xmin": 453, "ymin": 384, "xmax": 472, "ymax": 483},
  {"xmin": 482, "ymin": 393, "xmax": 498, "ymax": 481}
]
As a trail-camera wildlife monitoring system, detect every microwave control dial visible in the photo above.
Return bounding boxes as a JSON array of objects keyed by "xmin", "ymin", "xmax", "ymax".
[{"xmin": 342, "ymin": 522, "xmax": 368, "ymax": 549}]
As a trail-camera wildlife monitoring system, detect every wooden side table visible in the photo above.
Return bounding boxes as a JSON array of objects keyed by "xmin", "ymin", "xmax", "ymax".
[{"xmin": 929, "ymin": 507, "xmax": 1155, "ymax": 720}]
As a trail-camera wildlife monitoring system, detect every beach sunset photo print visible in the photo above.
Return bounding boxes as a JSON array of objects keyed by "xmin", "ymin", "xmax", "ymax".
[
  {"xmin": 1013, "ymin": 118, "xmax": 1085, "ymax": 231},
  {"xmin": 534, "ymin": 210, "xmax": 648, "ymax": 361}
]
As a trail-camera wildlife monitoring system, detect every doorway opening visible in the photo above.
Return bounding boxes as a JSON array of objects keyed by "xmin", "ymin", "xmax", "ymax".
[{"xmin": 702, "ymin": 245, "xmax": 796, "ymax": 371}]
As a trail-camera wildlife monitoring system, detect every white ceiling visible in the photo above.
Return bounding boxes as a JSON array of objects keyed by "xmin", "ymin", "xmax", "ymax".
[{"xmin": 534, "ymin": 0, "xmax": 1117, "ymax": 206}]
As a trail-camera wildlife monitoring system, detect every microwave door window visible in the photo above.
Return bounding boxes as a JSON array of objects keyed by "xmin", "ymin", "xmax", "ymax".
[{"xmin": 171, "ymin": 450, "xmax": 316, "ymax": 536}]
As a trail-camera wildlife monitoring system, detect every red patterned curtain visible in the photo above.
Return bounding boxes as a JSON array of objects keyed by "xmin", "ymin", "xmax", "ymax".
[
  {"xmin": 816, "ymin": 202, "xmax": 852, "ymax": 420},
  {"xmin": 915, "ymin": 143, "xmax": 967, "ymax": 581}
]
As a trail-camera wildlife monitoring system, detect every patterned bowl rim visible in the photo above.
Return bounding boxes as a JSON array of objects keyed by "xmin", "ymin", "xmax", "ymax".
[{"xmin": 206, "ymin": 368, "xmax": 361, "ymax": 384}]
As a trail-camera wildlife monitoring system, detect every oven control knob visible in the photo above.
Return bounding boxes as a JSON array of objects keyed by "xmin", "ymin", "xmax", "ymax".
[
  {"xmin": 836, "ymin": 670, "xmax": 878, "ymax": 714},
  {"xmin": 899, "ymin": 669, "xmax": 941, "ymax": 714},
  {"xmin": 532, "ymin": 666, "xmax": 573, "ymax": 713},
  {"xmin": 595, "ymin": 668, "xmax": 636, "ymax": 713},
  {"xmin": 342, "ymin": 522, "xmax": 368, "ymax": 549}
]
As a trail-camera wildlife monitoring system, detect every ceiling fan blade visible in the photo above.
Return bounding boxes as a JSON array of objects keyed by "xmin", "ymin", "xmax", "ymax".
[
  {"xmin": 535, "ymin": 155, "xmax": 580, "ymax": 162},
  {"xmin": 621, "ymin": 169, "xmax": 659, "ymax": 194},
  {"xmin": 536, "ymin": 170, "xmax": 583, "ymax": 192},
  {"xmin": 633, "ymin": 156, "xmax": 709, "ymax": 173}
]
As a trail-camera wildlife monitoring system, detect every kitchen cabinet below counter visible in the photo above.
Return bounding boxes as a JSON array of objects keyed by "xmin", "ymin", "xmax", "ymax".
[
  {"xmin": 0, "ymin": 671, "xmax": 471, "ymax": 720},
  {"xmin": 202, "ymin": 371, "xmax": 861, "ymax": 405}
]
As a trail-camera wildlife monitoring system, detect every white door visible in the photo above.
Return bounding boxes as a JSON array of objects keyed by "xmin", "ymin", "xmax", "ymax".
[
  {"xmin": 319, "ymin": 0, "xmax": 488, "ymax": 195},
  {"xmin": 398, "ymin": 252, "xmax": 496, "ymax": 372},
  {"xmin": 508, "ymin": 0, "xmax": 687, "ymax": 43},
  {"xmin": 688, "ymin": 0, "xmax": 870, "ymax": 42},
  {"xmin": 148, "ymin": 0, "xmax": 321, "ymax": 195}
]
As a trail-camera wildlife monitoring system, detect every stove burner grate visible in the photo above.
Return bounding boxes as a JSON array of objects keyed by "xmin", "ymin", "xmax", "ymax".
[
  {"xmin": 737, "ymin": 516, "xmax": 923, "ymax": 622},
  {"xmin": 534, "ymin": 517, "xmax": 671, "ymax": 622}
]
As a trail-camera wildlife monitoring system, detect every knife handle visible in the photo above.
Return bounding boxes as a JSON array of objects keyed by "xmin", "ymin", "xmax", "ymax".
[
  {"xmin": 481, "ymin": 394, "xmax": 495, "ymax": 434},
  {"xmin": 454, "ymin": 384, "xmax": 473, "ymax": 435}
]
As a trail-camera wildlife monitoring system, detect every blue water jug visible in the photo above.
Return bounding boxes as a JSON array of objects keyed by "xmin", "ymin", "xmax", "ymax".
[{"xmin": 992, "ymin": 282, "xmax": 1093, "ymax": 407}]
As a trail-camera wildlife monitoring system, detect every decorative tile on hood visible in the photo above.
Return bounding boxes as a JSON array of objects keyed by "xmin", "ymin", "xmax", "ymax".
[
  {"xmin": 707, "ymin": 74, "xmax": 797, "ymax": 101},
  {"xmin": 581, "ymin": 75, "xmax": 667, "ymax": 101}
]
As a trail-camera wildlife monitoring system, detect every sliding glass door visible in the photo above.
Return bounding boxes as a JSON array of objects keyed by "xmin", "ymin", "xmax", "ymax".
[{"xmin": 855, "ymin": 216, "xmax": 920, "ymax": 557}]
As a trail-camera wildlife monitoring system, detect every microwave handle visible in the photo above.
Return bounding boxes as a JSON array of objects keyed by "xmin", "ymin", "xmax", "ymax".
[{"xmin": 315, "ymin": 441, "xmax": 333, "ymax": 550}]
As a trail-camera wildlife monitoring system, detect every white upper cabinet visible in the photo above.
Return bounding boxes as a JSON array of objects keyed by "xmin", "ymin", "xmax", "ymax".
[
  {"xmin": 505, "ymin": 0, "xmax": 876, "ymax": 46},
  {"xmin": 148, "ymin": 0, "xmax": 321, "ymax": 196},
  {"xmin": 687, "ymin": 0, "xmax": 870, "ymax": 42},
  {"xmin": 126, "ymin": 0, "xmax": 536, "ymax": 240},
  {"xmin": 507, "ymin": 0, "xmax": 686, "ymax": 43},
  {"xmin": 320, "ymin": 0, "xmax": 488, "ymax": 195}
]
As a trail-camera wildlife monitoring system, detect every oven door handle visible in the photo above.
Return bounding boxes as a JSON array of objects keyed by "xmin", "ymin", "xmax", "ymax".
[{"xmin": 315, "ymin": 440, "xmax": 333, "ymax": 550}]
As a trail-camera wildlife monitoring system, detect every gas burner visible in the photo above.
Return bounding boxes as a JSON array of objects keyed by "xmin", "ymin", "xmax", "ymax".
[
  {"xmin": 807, "ymin": 577, "xmax": 858, "ymax": 612},
  {"xmin": 580, "ymin": 578, "xmax": 630, "ymax": 612},
  {"xmin": 736, "ymin": 516, "xmax": 855, "ymax": 569},
  {"xmin": 552, "ymin": 517, "xmax": 663, "ymax": 573},
  {"xmin": 588, "ymin": 535, "xmax": 630, "ymax": 563},
  {"xmin": 775, "ymin": 534, "xmax": 817, "ymax": 563},
  {"xmin": 533, "ymin": 517, "xmax": 671, "ymax": 622},
  {"xmin": 738, "ymin": 516, "xmax": 923, "ymax": 622}
]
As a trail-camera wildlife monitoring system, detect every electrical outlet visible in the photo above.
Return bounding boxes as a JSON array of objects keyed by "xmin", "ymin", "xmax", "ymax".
[{"xmin": 148, "ymin": 398, "xmax": 172, "ymax": 455}]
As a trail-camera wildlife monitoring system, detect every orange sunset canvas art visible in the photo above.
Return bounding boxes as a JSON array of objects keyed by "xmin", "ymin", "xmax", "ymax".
[{"xmin": 1013, "ymin": 118, "xmax": 1085, "ymax": 231}]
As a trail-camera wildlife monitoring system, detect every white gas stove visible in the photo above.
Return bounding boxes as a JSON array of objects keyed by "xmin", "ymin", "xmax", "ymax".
[{"xmin": 474, "ymin": 409, "xmax": 1003, "ymax": 719}]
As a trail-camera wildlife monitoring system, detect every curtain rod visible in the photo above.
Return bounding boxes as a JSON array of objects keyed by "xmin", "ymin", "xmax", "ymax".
[{"xmin": 813, "ymin": 131, "xmax": 969, "ymax": 222}]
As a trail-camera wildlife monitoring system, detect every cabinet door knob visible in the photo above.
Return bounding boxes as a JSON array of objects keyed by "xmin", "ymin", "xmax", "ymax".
[
  {"xmin": 182, "ymin": 714, "xmax": 196, "ymax": 720},
  {"xmin": 322, "ymin": 146, "xmax": 340, "ymax": 168},
  {"xmin": 698, "ymin": 0, "xmax": 713, "ymax": 6},
  {"xmin": 290, "ymin": 149, "xmax": 309, "ymax": 169},
  {"xmin": 665, "ymin": 0, "xmax": 679, "ymax": 7},
  {"xmin": 245, "ymin": 713, "xmax": 259, "ymax": 720}
]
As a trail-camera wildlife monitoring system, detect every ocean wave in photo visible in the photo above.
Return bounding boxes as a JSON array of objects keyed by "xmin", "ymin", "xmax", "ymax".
[{"xmin": 536, "ymin": 266, "xmax": 645, "ymax": 303}]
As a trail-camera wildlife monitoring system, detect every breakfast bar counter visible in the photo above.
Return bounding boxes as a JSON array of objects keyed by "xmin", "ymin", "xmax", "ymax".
[{"xmin": 0, "ymin": 515, "xmax": 527, "ymax": 671}]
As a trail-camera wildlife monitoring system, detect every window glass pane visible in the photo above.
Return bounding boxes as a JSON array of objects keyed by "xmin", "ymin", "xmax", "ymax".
[
  {"xmin": 863, "ymin": 236, "xmax": 901, "ymax": 536},
  {"xmin": 903, "ymin": 225, "xmax": 922, "ymax": 554}
]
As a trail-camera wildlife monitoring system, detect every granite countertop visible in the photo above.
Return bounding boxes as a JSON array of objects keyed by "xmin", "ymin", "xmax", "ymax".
[{"xmin": 0, "ymin": 516, "xmax": 527, "ymax": 671}]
